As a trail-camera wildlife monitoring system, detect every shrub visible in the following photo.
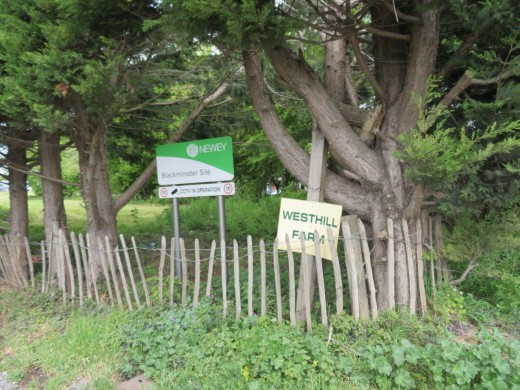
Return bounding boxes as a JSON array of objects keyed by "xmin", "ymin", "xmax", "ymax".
[
  {"xmin": 120, "ymin": 304, "xmax": 350, "ymax": 388},
  {"xmin": 329, "ymin": 312, "xmax": 520, "ymax": 389}
]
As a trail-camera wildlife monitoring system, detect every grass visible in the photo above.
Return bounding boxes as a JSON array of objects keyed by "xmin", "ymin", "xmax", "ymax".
[
  {"xmin": 0, "ymin": 190, "xmax": 285, "ymax": 245},
  {"xmin": 0, "ymin": 192, "xmax": 169, "ymax": 241},
  {"xmin": 0, "ymin": 288, "xmax": 131, "ymax": 389}
]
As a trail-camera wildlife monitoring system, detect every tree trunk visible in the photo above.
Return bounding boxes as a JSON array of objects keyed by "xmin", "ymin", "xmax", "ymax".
[
  {"xmin": 40, "ymin": 129, "xmax": 69, "ymax": 289},
  {"xmin": 40, "ymin": 130, "xmax": 67, "ymax": 235},
  {"xmin": 7, "ymin": 137, "xmax": 29, "ymax": 278},
  {"xmin": 73, "ymin": 124, "xmax": 117, "ymax": 279}
]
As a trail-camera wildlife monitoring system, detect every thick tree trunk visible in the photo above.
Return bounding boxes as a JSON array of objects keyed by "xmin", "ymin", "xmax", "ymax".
[
  {"xmin": 243, "ymin": 50, "xmax": 372, "ymax": 218},
  {"xmin": 74, "ymin": 125, "xmax": 117, "ymax": 279},
  {"xmin": 40, "ymin": 129, "xmax": 69, "ymax": 289},
  {"xmin": 7, "ymin": 139, "xmax": 29, "ymax": 278},
  {"xmin": 40, "ymin": 130, "xmax": 67, "ymax": 238},
  {"xmin": 66, "ymin": 91, "xmax": 117, "ymax": 280}
]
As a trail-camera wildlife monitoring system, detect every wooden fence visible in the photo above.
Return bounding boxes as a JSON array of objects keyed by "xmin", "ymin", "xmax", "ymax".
[{"xmin": 0, "ymin": 216, "xmax": 445, "ymax": 330}]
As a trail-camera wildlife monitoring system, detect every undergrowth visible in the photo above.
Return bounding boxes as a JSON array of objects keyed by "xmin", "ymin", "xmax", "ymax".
[
  {"xmin": 119, "ymin": 297, "xmax": 520, "ymax": 389},
  {"xmin": 1, "ymin": 246, "xmax": 519, "ymax": 389}
]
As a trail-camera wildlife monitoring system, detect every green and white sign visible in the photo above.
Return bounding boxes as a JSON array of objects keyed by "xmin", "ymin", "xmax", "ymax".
[{"xmin": 156, "ymin": 136, "xmax": 234, "ymax": 185}]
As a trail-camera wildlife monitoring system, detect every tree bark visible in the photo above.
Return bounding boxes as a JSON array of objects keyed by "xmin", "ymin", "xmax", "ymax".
[
  {"xmin": 39, "ymin": 129, "xmax": 70, "ymax": 289},
  {"xmin": 7, "ymin": 135, "xmax": 29, "ymax": 278},
  {"xmin": 40, "ymin": 130, "xmax": 68, "ymax": 241},
  {"xmin": 266, "ymin": 47, "xmax": 383, "ymax": 186},
  {"xmin": 70, "ymin": 121, "xmax": 116, "ymax": 279}
]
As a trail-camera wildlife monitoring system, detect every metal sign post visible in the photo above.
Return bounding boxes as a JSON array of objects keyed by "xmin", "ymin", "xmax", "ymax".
[
  {"xmin": 217, "ymin": 194, "xmax": 226, "ymax": 244},
  {"xmin": 172, "ymin": 198, "xmax": 182, "ymax": 278},
  {"xmin": 217, "ymin": 194, "xmax": 228, "ymax": 283}
]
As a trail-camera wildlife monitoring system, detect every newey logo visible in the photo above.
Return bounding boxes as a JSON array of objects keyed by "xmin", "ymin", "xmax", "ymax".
[
  {"xmin": 186, "ymin": 144, "xmax": 198, "ymax": 158},
  {"xmin": 186, "ymin": 141, "xmax": 227, "ymax": 158}
]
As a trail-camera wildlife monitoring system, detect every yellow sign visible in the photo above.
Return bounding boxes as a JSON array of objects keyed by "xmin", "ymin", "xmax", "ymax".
[{"xmin": 276, "ymin": 198, "xmax": 342, "ymax": 260}]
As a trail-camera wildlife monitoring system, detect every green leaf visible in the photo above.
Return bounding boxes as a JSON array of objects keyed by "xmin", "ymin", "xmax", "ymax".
[
  {"xmin": 494, "ymin": 358, "xmax": 511, "ymax": 376},
  {"xmin": 442, "ymin": 342, "xmax": 462, "ymax": 362},
  {"xmin": 451, "ymin": 360, "xmax": 479, "ymax": 385},
  {"xmin": 373, "ymin": 356, "xmax": 393, "ymax": 376},
  {"xmin": 338, "ymin": 356, "xmax": 353, "ymax": 375},
  {"xmin": 394, "ymin": 368, "xmax": 416, "ymax": 389},
  {"xmin": 483, "ymin": 379, "xmax": 510, "ymax": 390},
  {"xmin": 392, "ymin": 346, "xmax": 406, "ymax": 366}
]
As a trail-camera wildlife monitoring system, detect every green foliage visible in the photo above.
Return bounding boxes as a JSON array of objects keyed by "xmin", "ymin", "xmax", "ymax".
[
  {"xmin": 396, "ymin": 83, "xmax": 520, "ymax": 218},
  {"xmin": 329, "ymin": 312, "xmax": 520, "ymax": 389},
  {"xmin": 156, "ymin": 193, "xmax": 286, "ymax": 242},
  {"xmin": 396, "ymin": 114, "xmax": 520, "ymax": 191},
  {"xmin": 441, "ymin": 152, "xmax": 520, "ymax": 217},
  {"xmin": 2, "ymin": 282, "xmax": 520, "ymax": 389},
  {"xmin": 442, "ymin": 209, "xmax": 520, "ymax": 319},
  {"xmin": 234, "ymin": 131, "xmax": 287, "ymax": 194},
  {"xmin": 120, "ymin": 305, "xmax": 347, "ymax": 388},
  {"xmin": 119, "ymin": 302, "xmax": 520, "ymax": 389},
  {"xmin": 0, "ymin": 0, "xmax": 159, "ymax": 127},
  {"xmin": 162, "ymin": 0, "xmax": 298, "ymax": 49},
  {"xmin": 430, "ymin": 285, "xmax": 467, "ymax": 323},
  {"xmin": 458, "ymin": 249, "xmax": 520, "ymax": 319},
  {"xmin": 119, "ymin": 299, "xmax": 224, "ymax": 379}
]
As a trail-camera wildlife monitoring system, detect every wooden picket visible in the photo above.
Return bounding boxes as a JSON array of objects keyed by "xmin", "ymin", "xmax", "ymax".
[{"xmin": 285, "ymin": 234, "xmax": 296, "ymax": 326}]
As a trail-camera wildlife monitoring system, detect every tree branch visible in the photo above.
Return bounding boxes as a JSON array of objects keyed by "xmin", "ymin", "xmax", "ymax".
[
  {"xmin": 360, "ymin": 25, "xmax": 411, "ymax": 41},
  {"xmin": 450, "ymin": 257, "xmax": 478, "ymax": 287},
  {"xmin": 122, "ymin": 93, "xmax": 189, "ymax": 113},
  {"xmin": 300, "ymin": 0, "xmax": 411, "ymax": 41},
  {"xmin": 1, "ymin": 161, "xmax": 80, "ymax": 187},
  {"xmin": 382, "ymin": 1, "xmax": 420, "ymax": 23},
  {"xmin": 438, "ymin": 70, "xmax": 507, "ymax": 108},
  {"xmin": 359, "ymin": 105, "xmax": 384, "ymax": 145},
  {"xmin": 397, "ymin": 4, "xmax": 440, "ymax": 135},
  {"xmin": 347, "ymin": 29, "xmax": 385, "ymax": 101},
  {"xmin": 336, "ymin": 102, "xmax": 370, "ymax": 128},
  {"xmin": 113, "ymin": 69, "xmax": 239, "ymax": 213},
  {"xmin": 243, "ymin": 49, "xmax": 372, "ymax": 218},
  {"xmin": 265, "ymin": 46, "xmax": 383, "ymax": 186},
  {"xmin": 440, "ymin": 34, "xmax": 479, "ymax": 79}
]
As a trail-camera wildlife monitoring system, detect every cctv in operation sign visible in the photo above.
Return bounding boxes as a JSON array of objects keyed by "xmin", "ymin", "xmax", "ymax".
[{"xmin": 156, "ymin": 136, "xmax": 234, "ymax": 185}]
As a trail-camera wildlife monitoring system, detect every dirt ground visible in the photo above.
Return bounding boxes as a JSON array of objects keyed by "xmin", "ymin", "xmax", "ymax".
[{"xmin": 115, "ymin": 374, "xmax": 154, "ymax": 390}]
